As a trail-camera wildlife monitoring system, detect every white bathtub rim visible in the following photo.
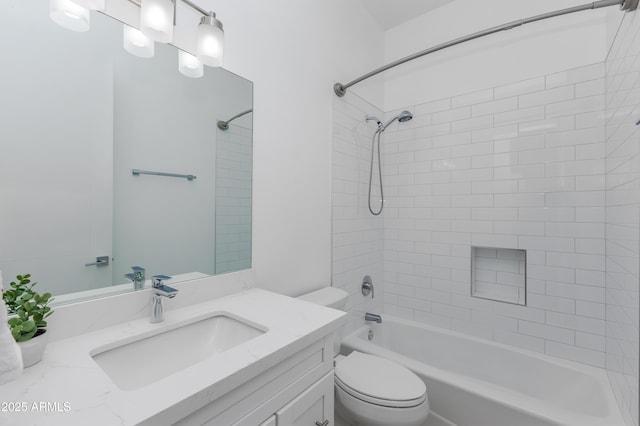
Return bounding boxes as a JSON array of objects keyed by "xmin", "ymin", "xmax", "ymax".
[
  {"xmin": 341, "ymin": 336, "xmax": 578, "ymax": 426},
  {"xmin": 342, "ymin": 314, "xmax": 625, "ymax": 426}
]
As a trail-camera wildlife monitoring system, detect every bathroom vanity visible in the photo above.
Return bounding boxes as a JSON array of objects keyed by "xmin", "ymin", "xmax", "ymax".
[{"xmin": 0, "ymin": 281, "xmax": 345, "ymax": 426}]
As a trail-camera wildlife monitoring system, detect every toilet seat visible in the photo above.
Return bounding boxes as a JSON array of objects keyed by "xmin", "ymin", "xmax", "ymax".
[{"xmin": 334, "ymin": 351, "xmax": 427, "ymax": 408}]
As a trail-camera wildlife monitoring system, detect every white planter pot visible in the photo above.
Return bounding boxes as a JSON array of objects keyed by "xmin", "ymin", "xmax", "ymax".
[{"xmin": 18, "ymin": 330, "xmax": 48, "ymax": 367}]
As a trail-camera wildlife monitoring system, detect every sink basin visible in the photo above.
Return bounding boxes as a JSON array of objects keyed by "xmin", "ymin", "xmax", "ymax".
[{"xmin": 90, "ymin": 313, "xmax": 266, "ymax": 390}]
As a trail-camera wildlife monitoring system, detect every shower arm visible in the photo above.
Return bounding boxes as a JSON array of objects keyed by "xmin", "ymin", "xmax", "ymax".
[
  {"xmin": 224, "ymin": 109, "xmax": 253, "ymax": 124},
  {"xmin": 334, "ymin": 0, "xmax": 637, "ymax": 97},
  {"xmin": 217, "ymin": 109, "xmax": 253, "ymax": 130}
]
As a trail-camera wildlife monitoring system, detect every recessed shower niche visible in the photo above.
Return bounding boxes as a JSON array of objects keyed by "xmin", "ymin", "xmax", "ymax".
[{"xmin": 471, "ymin": 247, "xmax": 526, "ymax": 305}]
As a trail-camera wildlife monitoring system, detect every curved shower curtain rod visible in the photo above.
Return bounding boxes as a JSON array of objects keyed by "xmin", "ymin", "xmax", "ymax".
[{"xmin": 334, "ymin": 0, "xmax": 638, "ymax": 97}]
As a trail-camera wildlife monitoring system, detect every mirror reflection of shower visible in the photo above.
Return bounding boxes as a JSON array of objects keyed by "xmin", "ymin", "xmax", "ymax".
[
  {"xmin": 217, "ymin": 109, "xmax": 253, "ymax": 130},
  {"xmin": 366, "ymin": 110, "xmax": 413, "ymax": 215}
]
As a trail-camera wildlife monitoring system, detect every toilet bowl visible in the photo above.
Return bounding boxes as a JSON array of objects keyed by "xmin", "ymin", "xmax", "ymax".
[{"xmin": 297, "ymin": 287, "xmax": 430, "ymax": 426}]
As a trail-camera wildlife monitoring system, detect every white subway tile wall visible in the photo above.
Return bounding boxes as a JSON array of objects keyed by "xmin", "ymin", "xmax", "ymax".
[
  {"xmin": 332, "ymin": 17, "xmax": 639, "ymax": 424},
  {"xmin": 332, "ymin": 95, "xmax": 385, "ymax": 338},
  {"xmin": 376, "ymin": 61, "xmax": 608, "ymax": 365},
  {"xmin": 215, "ymin": 125, "xmax": 252, "ymax": 274},
  {"xmin": 605, "ymin": 10, "xmax": 640, "ymax": 426}
]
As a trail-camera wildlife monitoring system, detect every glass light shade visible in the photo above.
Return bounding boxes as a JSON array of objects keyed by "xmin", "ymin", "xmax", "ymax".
[
  {"xmin": 196, "ymin": 14, "xmax": 224, "ymax": 68},
  {"xmin": 70, "ymin": 0, "xmax": 105, "ymax": 11},
  {"xmin": 140, "ymin": 0, "xmax": 174, "ymax": 43},
  {"xmin": 123, "ymin": 26, "xmax": 155, "ymax": 58},
  {"xmin": 50, "ymin": 0, "xmax": 90, "ymax": 32},
  {"xmin": 178, "ymin": 51, "xmax": 204, "ymax": 78}
]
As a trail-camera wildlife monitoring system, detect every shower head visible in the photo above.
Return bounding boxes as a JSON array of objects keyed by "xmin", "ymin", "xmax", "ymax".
[
  {"xmin": 398, "ymin": 110, "xmax": 413, "ymax": 122},
  {"xmin": 381, "ymin": 110, "xmax": 413, "ymax": 130}
]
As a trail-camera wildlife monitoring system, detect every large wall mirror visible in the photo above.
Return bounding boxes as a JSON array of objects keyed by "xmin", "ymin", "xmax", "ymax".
[{"xmin": 0, "ymin": 1, "xmax": 253, "ymax": 303}]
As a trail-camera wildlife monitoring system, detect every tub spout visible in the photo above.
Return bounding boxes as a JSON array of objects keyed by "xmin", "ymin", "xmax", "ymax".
[{"xmin": 365, "ymin": 312, "xmax": 382, "ymax": 323}]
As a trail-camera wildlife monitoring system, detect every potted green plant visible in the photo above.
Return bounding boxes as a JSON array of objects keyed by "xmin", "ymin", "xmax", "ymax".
[{"xmin": 2, "ymin": 274, "xmax": 54, "ymax": 367}]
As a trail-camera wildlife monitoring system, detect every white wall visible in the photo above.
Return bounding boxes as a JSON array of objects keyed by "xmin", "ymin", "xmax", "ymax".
[
  {"xmin": 382, "ymin": 0, "xmax": 609, "ymax": 111},
  {"xmin": 202, "ymin": 0, "xmax": 385, "ymax": 295}
]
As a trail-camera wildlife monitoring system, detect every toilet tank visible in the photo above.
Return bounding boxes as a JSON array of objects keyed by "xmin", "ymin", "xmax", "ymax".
[
  {"xmin": 297, "ymin": 287, "xmax": 349, "ymax": 356},
  {"xmin": 297, "ymin": 287, "xmax": 349, "ymax": 311}
]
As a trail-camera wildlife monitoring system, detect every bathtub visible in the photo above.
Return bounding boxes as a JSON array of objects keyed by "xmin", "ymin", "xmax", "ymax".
[{"xmin": 340, "ymin": 315, "xmax": 625, "ymax": 426}]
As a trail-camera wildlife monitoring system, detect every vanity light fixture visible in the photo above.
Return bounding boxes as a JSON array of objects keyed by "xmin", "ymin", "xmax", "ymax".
[
  {"xmin": 49, "ymin": 0, "xmax": 90, "ymax": 32},
  {"xmin": 140, "ymin": 0, "xmax": 175, "ymax": 43},
  {"xmin": 70, "ymin": 0, "xmax": 105, "ymax": 11},
  {"xmin": 50, "ymin": 0, "xmax": 225, "ymax": 76},
  {"xmin": 132, "ymin": 0, "xmax": 225, "ymax": 68},
  {"xmin": 196, "ymin": 12, "xmax": 224, "ymax": 67},
  {"xmin": 123, "ymin": 25, "xmax": 155, "ymax": 58},
  {"xmin": 178, "ymin": 51, "xmax": 204, "ymax": 78}
]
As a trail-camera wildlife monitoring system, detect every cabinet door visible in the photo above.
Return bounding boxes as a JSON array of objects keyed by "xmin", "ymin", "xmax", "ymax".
[
  {"xmin": 276, "ymin": 372, "xmax": 334, "ymax": 426},
  {"xmin": 259, "ymin": 415, "xmax": 277, "ymax": 426}
]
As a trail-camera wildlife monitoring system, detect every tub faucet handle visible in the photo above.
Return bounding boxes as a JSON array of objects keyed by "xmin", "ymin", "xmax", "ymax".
[{"xmin": 362, "ymin": 275, "xmax": 374, "ymax": 298}]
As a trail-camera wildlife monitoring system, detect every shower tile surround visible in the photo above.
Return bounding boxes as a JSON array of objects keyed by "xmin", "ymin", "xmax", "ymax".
[
  {"xmin": 215, "ymin": 124, "xmax": 252, "ymax": 274},
  {"xmin": 335, "ymin": 61, "xmax": 608, "ymax": 362},
  {"xmin": 604, "ymin": 9, "xmax": 640, "ymax": 426},
  {"xmin": 333, "ymin": 17, "xmax": 639, "ymax": 423},
  {"xmin": 332, "ymin": 94, "xmax": 385, "ymax": 340}
]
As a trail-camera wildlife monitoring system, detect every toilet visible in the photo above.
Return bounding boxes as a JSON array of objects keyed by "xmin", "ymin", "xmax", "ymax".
[{"xmin": 297, "ymin": 287, "xmax": 430, "ymax": 426}]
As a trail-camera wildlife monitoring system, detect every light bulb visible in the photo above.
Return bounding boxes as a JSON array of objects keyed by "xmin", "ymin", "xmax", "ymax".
[
  {"xmin": 196, "ymin": 13, "xmax": 224, "ymax": 68},
  {"xmin": 123, "ymin": 25, "xmax": 155, "ymax": 58},
  {"xmin": 140, "ymin": 0, "xmax": 174, "ymax": 43},
  {"xmin": 178, "ymin": 51, "xmax": 204, "ymax": 78},
  {"xmin": 50, "ymin": 0, "xmax": 90, "ymax": 32}
]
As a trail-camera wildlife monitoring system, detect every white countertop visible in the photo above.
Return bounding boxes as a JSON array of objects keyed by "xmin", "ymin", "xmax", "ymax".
[{"xmin": 0, "ymin": 288, "xmax": 346, "ymax": 426}]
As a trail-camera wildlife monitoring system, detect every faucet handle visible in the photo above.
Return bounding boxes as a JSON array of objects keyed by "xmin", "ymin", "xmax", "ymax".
[
  {"xmin": 128, "ymin": 266, "xmax": 145, "ymax": 290},
  {"xmin": 362, "ymin": 275, "xmax": 374, "ymax": 298},
  {"xmin": 152, "ymin": 275, "xmax": 172, "ymax": 288}
]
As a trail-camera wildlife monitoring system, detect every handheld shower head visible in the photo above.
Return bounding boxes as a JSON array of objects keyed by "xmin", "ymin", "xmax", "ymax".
[
  {"xmin": 381, "ymin": 110, "xmax": 413, "ymax": 130},
  {"xmin": 398, "ymin": 110, "xmax": 413, "ymax": 122}
]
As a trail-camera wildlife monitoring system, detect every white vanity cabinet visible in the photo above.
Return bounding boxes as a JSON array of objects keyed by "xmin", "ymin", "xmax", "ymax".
[
  {"xmin": 171, "ymin": 334, "xmax": 335, "ymax": 426},
  {"xmin": 257, "ymin": 372, "xmax": 332, "ymax": 426},
  {"xmin": 275, "ymin": 371, "xmax": 333, "ymax": 426}
]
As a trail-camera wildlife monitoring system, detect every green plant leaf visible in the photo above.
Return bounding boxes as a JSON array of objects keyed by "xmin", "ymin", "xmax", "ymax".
[
  {"xmin": 4, "ymin": 274, "xmax": 53, "ymax": 338},
  {"xmin": 21, "ymin": 320, "xmax": 35, "ymax": 332}
]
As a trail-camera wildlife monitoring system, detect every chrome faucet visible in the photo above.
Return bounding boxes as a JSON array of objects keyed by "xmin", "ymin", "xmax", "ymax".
[
  {"xmin": 124, "ymin": 266, "xmax": 145, "ymax": 290},
  {"xmin": 151, "ymin": 275, "xmax": 178, "ymax": 323},
  {"xmin": 365, "ymin": 312, "xmax": 382, "ymax": 323}
]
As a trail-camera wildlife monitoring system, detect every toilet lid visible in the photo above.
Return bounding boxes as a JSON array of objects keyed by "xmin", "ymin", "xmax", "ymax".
[{"xmin": 335, "ymin": 351, "xmax": 427, "ymax": 408}]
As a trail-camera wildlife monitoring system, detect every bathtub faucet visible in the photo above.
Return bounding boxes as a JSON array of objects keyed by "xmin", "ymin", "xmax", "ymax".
[{"xmin": 365, "ymin": 312, "xmax": 382, "ymax": 323}]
